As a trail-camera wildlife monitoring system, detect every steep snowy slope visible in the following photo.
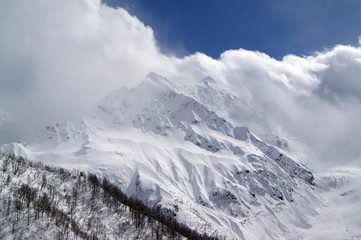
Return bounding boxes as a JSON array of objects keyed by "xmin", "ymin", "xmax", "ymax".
[
  {"xmin": 1, "ymin": 154, "xmax": 215, "ymax": 240},
  {"xmin": 303, "ymin": 169, "xmax": 361, "ymax": 240},
  {"xmin": 1, "ymin": 73, "xmax": 350, "ymax": 239}
]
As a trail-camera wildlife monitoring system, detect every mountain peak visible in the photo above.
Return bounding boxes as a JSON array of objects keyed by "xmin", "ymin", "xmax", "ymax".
[
  {"xmin": 200, "ymin": 76, "xmax": 216, "ymax": 86},
  {"xmin": 1, "ymin": 73, "xmax": 324, "ymax": 239},
  {"xmin": 143, "ymin": 72, "xmax": 173, "ymax": 89},
  {"xmin": 145, "ymin": 72, "xmax": 168, "ymax": 82}
]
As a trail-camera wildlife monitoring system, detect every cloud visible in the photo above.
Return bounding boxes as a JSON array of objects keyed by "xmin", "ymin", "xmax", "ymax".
[
  {"xmin": 313, "ymin": 45, "xmax": 361, "ymax": 101},
  {"xmin": 1, "ymin": 0, "xmax": 361, "ymax": 169},
  {"xmin": 170, "ymin": 47, "xmax": 361, "ymax": 168},
  {"xmin": 0, "ymin": 0, "xmax": 174, "ymax": 142}
]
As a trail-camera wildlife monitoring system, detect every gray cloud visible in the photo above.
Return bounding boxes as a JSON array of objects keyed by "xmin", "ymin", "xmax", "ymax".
[{"xmin": 314, "ymin": 46, "xmax": 361, "ymax": 101}]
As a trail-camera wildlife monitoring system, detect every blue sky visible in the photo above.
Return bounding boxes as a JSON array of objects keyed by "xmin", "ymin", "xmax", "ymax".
[{"xmin": 104, "ymin": 0, "xmax": 361, "ymax": 59}]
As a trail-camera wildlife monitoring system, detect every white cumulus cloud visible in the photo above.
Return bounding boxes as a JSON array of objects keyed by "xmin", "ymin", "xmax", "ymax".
[{"xmin": 0, "ymin": 0, "xmax": 175, "ymax": 142}]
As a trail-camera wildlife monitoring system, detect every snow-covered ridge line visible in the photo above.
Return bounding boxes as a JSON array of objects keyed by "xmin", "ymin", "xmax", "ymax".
[
  {"xmin": 96, "ymin": 73, "xmax": 314, "ymax": 183},
  {"xmin": 0, "ymin": 73, "xmax": 335, "ymax": 239}
]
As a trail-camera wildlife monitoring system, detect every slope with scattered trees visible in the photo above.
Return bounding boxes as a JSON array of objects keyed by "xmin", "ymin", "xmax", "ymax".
[{"xmin": 0, "ymin": 154, "xmax": 219, "ymax": 240}]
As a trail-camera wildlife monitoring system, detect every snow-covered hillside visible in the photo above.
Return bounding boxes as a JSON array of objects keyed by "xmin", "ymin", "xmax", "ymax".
[
  {"xmin": 0, "ymin": 154, "xmax": 213, "ymax": 240},
  {"xmin": 1, "ymin": 73, "xmax": 360, "ymax": 239}
]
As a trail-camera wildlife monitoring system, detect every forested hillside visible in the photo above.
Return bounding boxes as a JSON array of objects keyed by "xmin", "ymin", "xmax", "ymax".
[{"xmin": 0, "ymin": 154, "xmax": 217, "ymax": 240}]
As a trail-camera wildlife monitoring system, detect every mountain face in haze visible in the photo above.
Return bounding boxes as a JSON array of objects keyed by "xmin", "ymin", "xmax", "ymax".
[{"xmin": 1, "ymin": 73, "xmax": 360, "ymax": 239}]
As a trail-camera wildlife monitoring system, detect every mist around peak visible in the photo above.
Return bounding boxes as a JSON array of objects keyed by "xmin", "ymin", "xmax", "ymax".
[{"xmin": 1, "ymin": 0, "xmax": 361, "ymax": 168}]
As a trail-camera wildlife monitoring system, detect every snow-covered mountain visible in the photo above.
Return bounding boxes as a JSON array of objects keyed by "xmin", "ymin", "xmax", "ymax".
[
  {"xmin": 1, "ymin": 73, "xmax": 361, "ymax": 239},
  {"xmin": 0, "ymin": 154, "xmax": 202, "ymax": 240}
]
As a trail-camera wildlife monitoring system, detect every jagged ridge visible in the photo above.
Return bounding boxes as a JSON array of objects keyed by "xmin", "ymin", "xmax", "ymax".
[{"xmin": 1, "ymin": 73, "xmax": 318, "ymax": 239}]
